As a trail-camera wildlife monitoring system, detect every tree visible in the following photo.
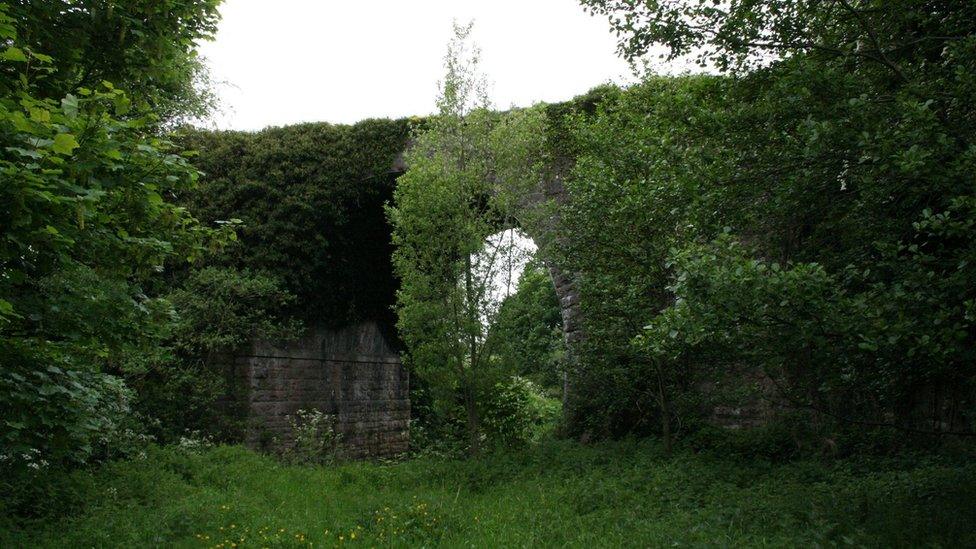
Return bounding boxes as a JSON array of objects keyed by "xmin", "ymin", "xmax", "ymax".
[
  {"xmin": 3, "ymin": 0, "xmax": 223, "ymax": 125},
  {"xmin": 489, "ymin": 259, "xmax": 565, "ymax": 391},
  {"xmin": 0, "ymin": 1, "xmax": 231, "ymax": 474},
  {"xmin": 551, "ymin": 77, "xmax": 731, "ymax": 440},
  {"xmin": 564, "ymin": 0, "xmax": 976, "ymax": 444},
  {"xmin": 579, "ymin": 0, "xmax": 973, "ymax": 78},
  {"xmin": 388, "ymin": 22, "xmax": 538, "ymax": 455}
]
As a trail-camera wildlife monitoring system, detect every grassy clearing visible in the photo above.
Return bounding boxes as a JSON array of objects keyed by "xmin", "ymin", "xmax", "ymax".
[{"xmin": 2, "ymin": 440, "xmax": 974, "ymax": 548}]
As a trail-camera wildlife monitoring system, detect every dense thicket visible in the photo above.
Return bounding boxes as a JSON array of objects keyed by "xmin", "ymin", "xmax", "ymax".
[
  {"xmin": 558, "ymin": 0, "xmax": 976, "ymax": 448},
  {"xmin": 177, "ymin": 119, "xmax": 411, "ymax": 327},
  {"xmin": 0, "ymin": 0, "xmax": 228, "ymax": 485}
]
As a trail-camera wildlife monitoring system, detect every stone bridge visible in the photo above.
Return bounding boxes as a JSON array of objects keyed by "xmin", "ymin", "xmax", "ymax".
[{"xmin": 225, "ymin": 154, "xmax": 583, "ymax": 459}]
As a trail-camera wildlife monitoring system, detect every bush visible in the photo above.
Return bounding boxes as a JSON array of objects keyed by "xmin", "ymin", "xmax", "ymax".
[
  {"xmin": 128, "ymin": 266, "xmax": 302, "ymax": 443},
  {"xmin": 0, "ymin": 353, "xmax": 151, "ymax": 518},
  {"xmin": 0, "ymin": 349, "xmax": 147, "ymax": 471},
  {"xmin": 489, "ymin": 261, "xmax": 566, "ymax": 390},
  {"xmin": 281, "ymin": 409, "xmax": 342, "ymax": 465},
  {"xmin": 482, "ymin": 376, "xmax": 561, "ymax": 448}
]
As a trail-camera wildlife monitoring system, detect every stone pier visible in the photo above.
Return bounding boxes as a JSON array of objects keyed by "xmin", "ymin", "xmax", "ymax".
[{"xmin": 227, "ymin": 321, "xmax": 409, "ymax": 458}]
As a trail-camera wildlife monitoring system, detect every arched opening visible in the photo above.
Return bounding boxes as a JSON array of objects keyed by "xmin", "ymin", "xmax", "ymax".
[{"xmin": 481, "ymin": 229, "xmax": 566, "ymax": 400}]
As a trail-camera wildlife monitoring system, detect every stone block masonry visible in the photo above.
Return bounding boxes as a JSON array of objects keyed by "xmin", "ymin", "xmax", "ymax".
[{"xmin": 227, "ymin": 322, "xmax": 409, "ymax": 458}]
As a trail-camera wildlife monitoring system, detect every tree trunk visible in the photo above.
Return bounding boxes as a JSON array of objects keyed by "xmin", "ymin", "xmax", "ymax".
[
  {"xmin": 463, "ymin": 254, "xmax": 481, "ymax": 457},
  {"xmin": 657, "ymin": 366, "xmax": 672, "ymax": 457},
  {"xmin": 464, "ymin": 383, "xmax": 481, "ymax": 456}
]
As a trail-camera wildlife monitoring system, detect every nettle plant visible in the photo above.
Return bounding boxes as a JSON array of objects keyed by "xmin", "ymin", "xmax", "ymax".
[{"xmin": 284, "ymin": 409, "xmax": 342, "ymax": 465}]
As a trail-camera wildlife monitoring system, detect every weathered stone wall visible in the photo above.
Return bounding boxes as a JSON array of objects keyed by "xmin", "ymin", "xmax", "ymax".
[{"xmin": 228, "ymin": 322, "xmax": 409, "ymax": 458}]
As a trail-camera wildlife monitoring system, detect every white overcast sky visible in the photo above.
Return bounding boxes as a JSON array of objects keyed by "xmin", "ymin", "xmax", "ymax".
[{"xmin": 196, "ymin": 0, "xmax": 639, "ymax": 130}]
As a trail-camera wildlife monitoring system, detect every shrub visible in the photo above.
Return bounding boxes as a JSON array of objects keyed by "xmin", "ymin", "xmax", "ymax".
[
  {"xmin": 482, "ymin": 376, "xmax": 561, "ymax": 448},
  {"xmin": 128, "ymin": 266, "xmax": 302, "ymax": 443},
  {"xmin": 282, "ymin": 409, "xmax": 342, "ymax": 465}
]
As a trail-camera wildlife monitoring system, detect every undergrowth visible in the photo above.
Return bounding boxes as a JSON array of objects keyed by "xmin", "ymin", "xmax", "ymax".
[{"xmin": 1, "ymin": 440, "xmax": 973, "ymax": 548}]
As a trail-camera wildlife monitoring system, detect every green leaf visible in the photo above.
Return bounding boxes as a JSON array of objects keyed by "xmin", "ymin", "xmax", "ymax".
[
  {"xmin": 114, "ymin": 95, "xmax": 131, "ymax": 116},
  {"xmin": 5, "ymin": 146, "xmax": 42, "ymax": 159},
  {"xmin": 9, "ymin": 111, "xmax": 31, "ymax": 132},
  {"xmin": 61, "ymin": 94, "xmax": 79, "ymax": 118},
  {"xmin": 2, "ymin": 46, "xmax": 27, "ymax": 62},
  {"xmin": 0, "ymin": 22, "xmax": 15, "ymax": 40},
  {"xmin": 52, "ymin": 133, "xmax": 80, "ymax": 155},
  {"xmin": 29, "ymin": 107, "xmax": 51, "ymax": 123}
]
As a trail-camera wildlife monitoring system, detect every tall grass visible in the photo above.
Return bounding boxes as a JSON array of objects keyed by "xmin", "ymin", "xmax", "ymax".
[{"xmin": 2, "ymin": 440, "xmax": 974, "ymax": 547}]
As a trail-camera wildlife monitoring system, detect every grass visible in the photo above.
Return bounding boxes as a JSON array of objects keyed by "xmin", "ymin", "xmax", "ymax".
[{"xmin": 2, "ymin": 439, "xmax": 975, "ymax": 548}]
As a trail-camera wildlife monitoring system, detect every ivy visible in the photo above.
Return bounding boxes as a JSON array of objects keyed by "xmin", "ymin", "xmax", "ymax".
[{"xmin": 177, "ymin": 119, "xmax": 412, "ymax": 327}]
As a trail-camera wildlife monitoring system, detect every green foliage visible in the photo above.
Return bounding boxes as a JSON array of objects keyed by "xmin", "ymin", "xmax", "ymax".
[
  {"xmin": 388, "ymin": 23, "xmax": 545, "ymax": 455},
  {"xmin": 481, "ymin": 376, "xmax": 561, "ymax": 448},
  {"xmin": 489, "ymin": 260, "xmax": 565, "ymax": 389},
  {"xmin": 557, "ymin": 1, "xmax": 976, "ymax": 444},
  {"xmin": 177, "ymin": 118, "xmax": 411, "ymax": 326},
  {"xmin": 0, "ymin": 1, "xmax": 232, "ymax": 473},
  {"xmin": 580, "ymin": 0, "xmax": 975, "ymax": 76},
  {"xmin": 127, "ymin": 267, "xmax": 301, "ymax": 442},
  {"xmin": 166, "ymin": 267, "xmax": 301, "ymax": 355},
  {"xmin": 0, "ymin": 351, "xmax": 143, "ymax": 467},
  {"xmin": 640, "ymin": 218, "xmax": 976, "ymax": 436},
  {"xmin": 555, "ymin": 76, "xmax": 732, "ymax": 438},
  {"xmin": 2, "ymin": 0, "xmax": 223, "ymax": 125},
  {"xmin": 281, "ymin": 409, "xmax": 342, "ymax": 466},
  {"xmin": 3, "ymin": 442, "xmax": 975, "ymax": 547}
]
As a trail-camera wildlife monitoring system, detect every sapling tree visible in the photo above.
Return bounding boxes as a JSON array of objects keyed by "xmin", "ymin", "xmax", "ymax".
[{"xmin": 388, "ymin": 22, "xmax": 543, "ymax": 455}]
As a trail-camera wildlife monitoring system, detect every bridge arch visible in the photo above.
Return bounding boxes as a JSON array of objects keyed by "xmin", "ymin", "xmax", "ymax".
[{"xmin": 387, "ymin": 155, "xmax": 583, "ymax": 403}]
